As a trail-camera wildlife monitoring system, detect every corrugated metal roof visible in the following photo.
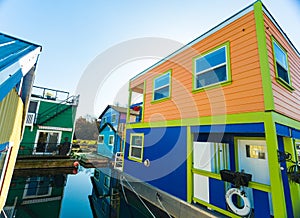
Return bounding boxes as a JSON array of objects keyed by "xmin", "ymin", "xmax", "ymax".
[{"xmin": 0, "ymin": 33, "xmax": 40, "ymax": 72}]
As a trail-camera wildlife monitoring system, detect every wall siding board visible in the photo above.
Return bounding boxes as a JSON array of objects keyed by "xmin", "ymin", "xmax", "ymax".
[{"xmin": 264, "ymin": 14, "xmax": 300, "ymax": 121}]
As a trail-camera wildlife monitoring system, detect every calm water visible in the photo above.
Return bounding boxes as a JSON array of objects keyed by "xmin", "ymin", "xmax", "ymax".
[{"xmin": 3, "ymin": 166, "xmax": 170, "ymax": 218}]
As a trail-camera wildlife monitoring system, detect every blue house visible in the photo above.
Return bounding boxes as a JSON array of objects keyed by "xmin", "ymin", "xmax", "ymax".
[{"xmin": 97, "ymin": 105, "xmax": 137, "ymax": 159}]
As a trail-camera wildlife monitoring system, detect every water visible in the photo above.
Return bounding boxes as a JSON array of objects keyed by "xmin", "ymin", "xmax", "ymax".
[{"xmin": 3, "ymin": 166, "xmax": 170, "ymax": 218}]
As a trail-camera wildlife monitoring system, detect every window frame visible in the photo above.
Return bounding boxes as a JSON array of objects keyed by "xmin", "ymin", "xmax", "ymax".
[
  {"xmin": 128, "ymin": 133, "xmax": 144, "ymax": 162},
  {"xmin": 193, "ymin": 42, "xmax": 231, "ymax": 92},
  {"xmin": 108, "ymin": 135, "xmax": 114, "ymax": 146},
  {"xmin": 272, "ymin": 37, "xmax": 293, "ymax": 91},
  {"xmin": 111, "ymin": 114, "xmax": 116, "ymax": 123},
  {"xmin": 152, "ymin": 70, "xmax": 172, "ymax": 103},
  {"xmin": 98, "ymin": 135, "xmax": 104, "ymax": 144}
]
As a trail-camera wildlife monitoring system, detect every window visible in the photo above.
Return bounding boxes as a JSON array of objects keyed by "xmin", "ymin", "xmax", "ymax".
[
  {"xmin": 153, "ymin": 71, "xmax": 171, "ymax": 101},
  {"xmin": 194, "ymin": 44, "xmax": 229, "ymax": 89},
  {"xmin": 104, "ymin": 175, "xmax": 110, "ymax": 188},
  {"xmin": 102, "ymin": 117, "xmax": 106, "ymax": 124},
  {"xmin": 129, "ymin": 134, "xmax": 144, "ymax": 161},
  {"xmin": 98, "ymin": 135, "xmax": 104, "ymax": 144},
  {"xmin": 246, "ymin": 144, "xmax": 266, "ymax": 159},
  {"xmin": 112, "ymin": 114, "xmax": 116, "ymax": 123},
  {"xmin": 109, "ymin": 135, "xmax": 114, "ymax": 145},
  {"xmin": 272, "ymin": 39, "xmax": 291, "ymax": 87},
  {"xmin": 23, "ymin": 177, "xmax": 52, "ymax": 199},
  {"xmin": 296, "ymin": 143, "xmax": 300, "ymax": 161},
  {"xmin": 94, "ymin": 169, "xmax": 100, "ymax": 181}
]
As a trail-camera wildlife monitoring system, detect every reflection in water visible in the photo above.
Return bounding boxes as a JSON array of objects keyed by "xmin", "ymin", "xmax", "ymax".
[
  {"xmin": 2, "ymin": 168, "xmax": 74, "ymax": 218},
  {"xmin": 89, "ymin": 168, "xmax": 171, "ymax": 218}
]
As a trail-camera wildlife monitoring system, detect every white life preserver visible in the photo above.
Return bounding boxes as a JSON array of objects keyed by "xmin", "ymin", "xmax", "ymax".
[{"xmin": 225, "ymin": 188, "xmax": 251, "ymax": 217}]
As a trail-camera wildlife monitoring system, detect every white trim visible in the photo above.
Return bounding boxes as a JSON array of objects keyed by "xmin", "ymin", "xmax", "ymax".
[
  {"xmin": 130, "ymin": 5, "xmax": 253, "ymax": 81},
  {"xmin": 22, "ymin": 177, "xmax": 53, "ymax": 199},
  {"xmin": 108, "ymin": 135, "xmax": 114, "ymax": 146},
  {"xmin": 21, "ymin": 196, "xmax": 61, "ymax": 205},
  {"xmin": 0, "ymin": 143, "xmax": 13, "ymax": 191},
  {"xmin": 98, "ymin": 135, "xmax": 104, "ymax": 144},
  {"xmin": 34, "ymin": 130, "xmax": 62, "ymax": 154},
  {"xmin": 19, "ymin": 47, "xmax": 41, "ymax": 76},
  {"xmin": 38, "ymin": 126, "xmax": 72, "ymax": 132},
  {"xmin": 0, "ymin": 40, "xmax": 16, "ymax": 48},
  {"xmin": 0, "ymin": 61, "xmax": 20, "ymax": 87},
  {"xmin": 225, "ymin": 188, "xmax": 251, "ymax": 216}
]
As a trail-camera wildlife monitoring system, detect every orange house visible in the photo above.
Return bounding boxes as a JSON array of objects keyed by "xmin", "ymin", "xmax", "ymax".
[{"xmin": 123, "ymin": 1, "xmax": 300, "ymax": 217}]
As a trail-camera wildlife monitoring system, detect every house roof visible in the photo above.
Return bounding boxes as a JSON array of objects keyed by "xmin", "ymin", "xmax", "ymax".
[
  {"xmin": 130, "ymin": 0, "xmax": 299, "ymax": 82},
  {"xmin": 99, "ymin": 122, "xmax": 116, "ymax": 134},
  {"xmin": 98, "ymin": 104, "xmax": 138, "ymax": 119},
  {"xmin": 0, "ymin": 33, "xmax": 41, "ymax": 72}
]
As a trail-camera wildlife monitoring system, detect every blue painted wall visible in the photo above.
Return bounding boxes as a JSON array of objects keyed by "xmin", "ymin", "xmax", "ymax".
[
  {"xmin": 97, "ymin": 125, "xmax": 116, "ymax": 158},
  {"xmin": 124, "ymin": 126, "xmax": 187, "ymax": 201}
]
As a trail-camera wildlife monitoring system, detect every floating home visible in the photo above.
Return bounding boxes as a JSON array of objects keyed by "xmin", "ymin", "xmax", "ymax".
[
  {"xmin": 123, "ymin": 1, "xmax": 300, "ymax": 217},
  {"xmin": 0, "ymin": 33, "xmax": 41, "ymax": 211},
  {"xmin": 97, "ymin": 105, "xmax": 137, "ymax": 159},
  {"xmin": 19, "ymin": 86, "xmax": 79, "ymax": 157}
]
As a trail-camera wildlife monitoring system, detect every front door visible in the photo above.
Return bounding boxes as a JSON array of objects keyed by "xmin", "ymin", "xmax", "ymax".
[
  {"xmin": 35, "ymin": 131, "xmax": 61, "ymax": 154},
  {"xmin": 237, "ymin": 139, "xmax": 272, "ymax": 214}
]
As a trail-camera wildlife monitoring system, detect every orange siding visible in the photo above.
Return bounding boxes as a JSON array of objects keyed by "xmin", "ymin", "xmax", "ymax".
[
  {"xmin": 264, "ymin": 14, "xmax": 300, "ymax": 122},
  {"xmin": 131, "ymin": 11, "xmax": 265, "ymax": 122}
]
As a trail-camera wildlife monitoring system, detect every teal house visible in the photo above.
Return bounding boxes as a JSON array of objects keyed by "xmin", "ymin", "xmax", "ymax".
[
  {"xmin": 19, "ymin": 86, "xmax": 79, "ymax": 156},
  {"xmin": 97, "ymin": 105, "xmax": 137, "ymax": 159}
]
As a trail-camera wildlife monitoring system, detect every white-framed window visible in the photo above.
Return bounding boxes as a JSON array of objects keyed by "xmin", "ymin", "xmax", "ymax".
[
  {"xmin": 102, "ymin": 117, "xmax": 107, "ymax": 124},
  {"xmin": 112, "ymin": 114, "xmax": 116, "ymax": 123},
  {"xmin": 25, "ymin": 100, "xmax": 39, "ymax": 126},
  {"xmin": 104, "ymin": 175, "xmax": 110, "ymax": 188},
  {"xmin": 129, "ymin": 133, "xmax": 144, "ymax": 162},
  {"xmin": 109, "ymin": 135, "xmax": 114, "ymax": 145},
  {"xmin": 272, "ymin": 39, "xmax": 291, "ymax": 86},
  {"xmin": 153, "ymin": 70, "xmax": 171, "ymax": 101},
  {"xmin": 94, "ymin": 169, "xmax": 100, "ymax": 181},
  {"xmin": 98, "ymin": 135, "xmax": 104, "ymax": 144},
  {"xmin": 194, "ymin": 44, "xmax": 230, "ymax": 89},
  {"xmin": 23, "ymin": 176, "xmax": 52, "ymax": 199},
  {"xmin": 34, "ymin": 130, "xmax": 61, "ymax": 154}
]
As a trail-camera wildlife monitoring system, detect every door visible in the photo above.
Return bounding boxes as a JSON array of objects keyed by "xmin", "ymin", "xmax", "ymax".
[
  {"xmin": 35, "ymin": 131, "xmax": 60, "ymax": 153},
  {"xmin": 193, "ymin": 142, "xmax": 230, "ymax": 203},
  {"xmin": 237, "ymin": 139, "xmax": 273, "ymax": 214}
]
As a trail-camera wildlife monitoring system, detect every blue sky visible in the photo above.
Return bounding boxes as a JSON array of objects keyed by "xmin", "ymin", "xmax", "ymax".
[{"xmin": 0, "ymin": 0, "xmax": 299, "ymax": 117}]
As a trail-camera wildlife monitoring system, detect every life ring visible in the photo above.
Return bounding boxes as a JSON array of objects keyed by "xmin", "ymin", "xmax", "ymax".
[{"xmin": 225, "ymin": 188, "xmax": 251, "ymax": 217}]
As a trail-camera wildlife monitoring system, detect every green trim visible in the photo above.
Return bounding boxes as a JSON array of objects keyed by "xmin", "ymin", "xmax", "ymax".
[
  {"xmin": 186, "ymin": 126, "xmax": 193, "ymax": 203},
  {"xmin": 128, "ymin": 133, "xmax": 144, "ymax": 163},
  {"xmin": 254, "ymin": 1, "xmax": 274, "ymax": 111},
  {"xmin": 284, "ymin": 138, "xmax": 300, "ymax": 216},
  {"xmin": 141, "ymin": 80, "xmax": 146, "ymax": 122},
  {"xmin": 192, "ymin": 41, "xmax": 232, "ymax": 92},
  {"xmin": 126, "ymin": 111, "xmax": 265, "ymax": 129},
  {"xmin": 151, "ymin": 69, "xmax": 172, "ymax": 103},
  {"xmin": 272, "ymin": 111, "xmax": 300, "ymax": 131},
  {"xmin": 193, "ymin": 197, "xmax": 240, "ymax": 218},
  {"xmin": 264, "ymin": 112, "xmax": 287, "ymax": 217},
  {"xmin": 192, "ymin": 167, "xmax": 270, "ymax": 193},
  {"xmin": 271, "ymin": 36, "xmax": 294, "ymax": 91}
]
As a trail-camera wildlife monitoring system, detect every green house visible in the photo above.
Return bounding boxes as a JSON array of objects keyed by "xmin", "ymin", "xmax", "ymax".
[{"xmin": 19, "ymin": 86, "xmax": 79, "ymax": 156}]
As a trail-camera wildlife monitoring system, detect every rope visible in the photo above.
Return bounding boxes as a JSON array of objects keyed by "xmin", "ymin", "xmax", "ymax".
[
  {"xmin": 156, "ymin": 193, "xmax": 172, "ymax": 218},
  {"xmin": 120, "ymin": 176, "xmax": 128, "ymax": 204},
  {"xmin": 120, "ymin": 176, "xmax": 156, "ymax": 218}
]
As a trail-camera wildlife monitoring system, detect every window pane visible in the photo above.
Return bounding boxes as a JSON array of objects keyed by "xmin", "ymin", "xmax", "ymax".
[
  {"xmin": 131, "ymin": 147, "xmax": 141, "ymax": 158},
  {"xmin": 154, "ymin": 73, "xmax": 170, "ymax": 89},
  {"xmin": 277, "ymin": 63, "xmax": 289, "ymax": 84},
  {"xmin": 245, "ymin": 144, "xmax": 265, "ymax": 159},
  {"xmin": 98, "ymin": 135, "xmax": 104, "ymax": 143},
  {"xmin": 37, "ymin": 178, "xmax": 50, "ymax": 195},
  {"xmin": 28, "ymin": 101, "xmax": 38, "ymax": 113},
  {"xmin": 132, "ymin": 136, "xmax": 142, "ymax": 147},
  {"xmin": 109, "ymin": 136, "xmax": 114, "ymax": 144},
  {"xmin": 274, "ymin": 42, "xmax": 287, "ymax": 69},
  {"xmin": 196, "ymin": 65, "xmax": 227, "ymax": 88},
  {"xmin": 154, "ymin": 86, "xmax": 169, "ymax": 100},
  {"xmin": 196, "ymin": 47, "xmax": 226, "ymax": 73}
]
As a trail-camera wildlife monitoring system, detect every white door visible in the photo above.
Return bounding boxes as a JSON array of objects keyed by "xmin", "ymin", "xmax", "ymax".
[
  {"xmin": 237, "ymin": 139, "xmax": 273, "ymax": 214},
  {"xmin": 193, "ymin": 142, "xmax": 230, "ymax": 203}
]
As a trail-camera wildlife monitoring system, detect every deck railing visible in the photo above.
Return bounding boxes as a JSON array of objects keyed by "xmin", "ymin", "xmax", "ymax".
[
  {"xmin": 114, "ymin": 152, "xmax": 123, "ymax": 171},
  {"xmin": 18, "ymin": 143, "xmax": 72, "ymax": 157},
  {"xmin": 25, "ymin": 112, "xmax": 35, "ymax": 126}
]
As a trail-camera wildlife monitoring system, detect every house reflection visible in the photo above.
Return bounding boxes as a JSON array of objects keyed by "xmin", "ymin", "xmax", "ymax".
[{"xmin": 2, "ymin": 168, "xmax": 75, "ymax": 218}]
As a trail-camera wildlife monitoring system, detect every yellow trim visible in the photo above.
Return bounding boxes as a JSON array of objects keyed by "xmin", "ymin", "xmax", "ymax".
[
  {"xmin": 128, "ymin": 133, "xmax": 144, "ymax": 163},
  {"xmin": 186, "ymin": 126, "xmax": 193, "ymax": 203},
  {"xmin": 193, "ymin": 197, "xmax": 240, "ymax": 218}
]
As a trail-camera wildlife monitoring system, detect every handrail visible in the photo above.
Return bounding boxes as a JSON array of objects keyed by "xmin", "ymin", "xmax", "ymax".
[
  {"xmin": 36, "ymin": 95, "xmax": 79, "ymax": 124},
  {"xmin": 32, "ymin": 85, "xmax": 69, "ymax": 100}
]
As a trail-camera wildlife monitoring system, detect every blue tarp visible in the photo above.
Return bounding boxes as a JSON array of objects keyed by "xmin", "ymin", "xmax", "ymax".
[{"xmin": 0, "ymin": 142, "xmax": 9, "ymax": 152}]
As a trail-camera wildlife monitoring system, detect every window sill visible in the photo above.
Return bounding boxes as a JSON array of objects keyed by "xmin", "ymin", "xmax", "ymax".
[
  {"xmin": 151, "ymin": 96, "xmax": 171, "ymax": 104},
  {"xmin": 192, "ymin": 80, "xmax": 232, "ymax": 93},
  {"xmin": 276, "ymin": 77, "xmax": 294, "ymax": 92},
  {"xmin": 128, "ymin": 156, "xmax": 143, "ymax": 163}
]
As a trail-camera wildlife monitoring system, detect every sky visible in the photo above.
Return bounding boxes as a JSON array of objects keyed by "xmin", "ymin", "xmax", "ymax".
[{"xmin": 0, "ymin": 0, "xmax": 299, "ymax": 117}]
